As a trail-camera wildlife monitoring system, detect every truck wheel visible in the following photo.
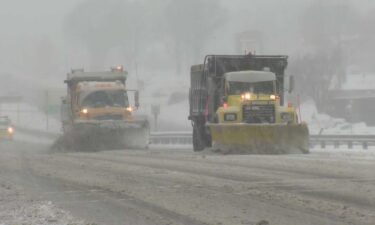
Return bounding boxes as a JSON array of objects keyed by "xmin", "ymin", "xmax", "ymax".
[{"xmin": 193, "ymin": 125, "xmax": 205, "ymax": 152}]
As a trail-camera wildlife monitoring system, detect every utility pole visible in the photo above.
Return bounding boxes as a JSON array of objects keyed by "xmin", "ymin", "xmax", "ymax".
[{"xmin": 151, "ymin": 104, "xmax": 160, "ymax": 131}]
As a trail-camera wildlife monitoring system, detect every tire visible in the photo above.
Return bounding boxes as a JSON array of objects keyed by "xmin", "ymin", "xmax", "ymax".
[{"xmin": 193, "ymin": 124, "xmax": 205, "ymax": 152}]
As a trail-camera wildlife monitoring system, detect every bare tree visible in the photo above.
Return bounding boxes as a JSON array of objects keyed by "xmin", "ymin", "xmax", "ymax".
[{"xmin": 291, "ymin": 1, "xmax": 360, "ymax": 106}]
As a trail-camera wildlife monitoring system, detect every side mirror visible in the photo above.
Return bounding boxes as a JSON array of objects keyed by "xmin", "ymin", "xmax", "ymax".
[
  {"xmin": 289, "ymin": 75, "xmax": 295, "ymax": 94},
  {"xmin": 134, "ymin": 91, "xmax": 140, "ymax": 108}
]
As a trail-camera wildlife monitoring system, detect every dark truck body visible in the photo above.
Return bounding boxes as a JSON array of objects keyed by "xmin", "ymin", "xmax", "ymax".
[{"xmin": 188, "ymin": 54, "xmax": 289, "ymax": 150}]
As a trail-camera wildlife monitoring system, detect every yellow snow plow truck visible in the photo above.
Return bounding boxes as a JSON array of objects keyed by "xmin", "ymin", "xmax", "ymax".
[
  {"xmin": 189, "ymin": 54, "xmax": 309, "ymax": 154},
  {"xmin": 55, "ymin": 66, "xmax": 149, "ymax": 151}
]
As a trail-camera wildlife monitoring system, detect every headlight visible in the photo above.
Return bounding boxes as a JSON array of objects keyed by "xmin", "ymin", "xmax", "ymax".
[
  {"xmin": 126, "ymin": 107, "xmax": 133, "ymax": 112},
  {"xmin": 224, "ymin": 113, "xmax": 237, "ymax": 121},
  {"xmin": 281, "ymin": 113, "xmax": 293, "ymax": 122},
  {"xmin": 241, "ymin": 93, "xmax": 251, "ymax": 100},
  {"xmin": 7, "ymin": 127, "xmax": 14, "ymax": 134},
  {"xmin": 81, "ymin": 108, "xmax": 89, "ymax": 114},
  {"xmin": 270, "ymin": 95, "xmax": 276, "ymax": 100}
]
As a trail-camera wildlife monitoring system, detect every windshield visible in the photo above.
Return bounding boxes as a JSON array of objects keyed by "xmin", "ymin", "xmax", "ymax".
[
  {"xmin": 228, "ymin": 81, "xmax": 274, "ymax": 95},
  {"xmin": 80, "ymin": 90, "xmax": 129, "ymax": 108}
]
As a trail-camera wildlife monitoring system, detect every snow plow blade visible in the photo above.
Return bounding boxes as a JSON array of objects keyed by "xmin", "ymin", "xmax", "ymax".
[
  {"xmin": 53, "ymin": 119, "xmax": 149, "ymax": 151},
  {"xmin": 209, "ymin": 123, "xmax": 309, "ymax": 154}
]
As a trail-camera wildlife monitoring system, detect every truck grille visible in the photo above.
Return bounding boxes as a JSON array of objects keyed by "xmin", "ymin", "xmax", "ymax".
[
  {"xmin": 243, "ymin": 104, "xmax": 275, "ymax": 124},
  {"xmin": 94, "ymin": 114, "xmax": 123, "ymax": 120}
]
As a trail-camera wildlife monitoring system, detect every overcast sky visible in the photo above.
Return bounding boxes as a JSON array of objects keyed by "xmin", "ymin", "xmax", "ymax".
[
  {"xmin": 1, "ymin": 0, "xmax": 374, "ymax": 40},
  {"xmin": 1, "ymin": 0, "xmax": 375, "ymax": 79},
  {"xmin": 0, "ymin": 0, "xmax": 81, "ymax": 37}
]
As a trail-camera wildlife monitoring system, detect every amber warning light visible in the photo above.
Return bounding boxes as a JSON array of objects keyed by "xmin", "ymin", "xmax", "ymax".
[{"xmin": 111, "ymin": 65, "xmax": 124, "ymax": 72}]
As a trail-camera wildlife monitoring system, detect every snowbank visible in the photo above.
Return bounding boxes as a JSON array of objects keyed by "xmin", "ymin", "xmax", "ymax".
[{"xmin": 300, "ymin": 99, "xmax": 375, "ymax": 135}]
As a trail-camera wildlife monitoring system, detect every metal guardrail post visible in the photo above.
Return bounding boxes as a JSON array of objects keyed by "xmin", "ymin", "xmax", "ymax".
[
  {"xmin": 363, "ymin": 142, "xmax": 368, "ymax": 150},
  {"xmin": 334, "ymin": 141, "xmax": 339, "ymax": 149},
  {"xmin": 321, "ymin": 141, "xmax": 326, "ymax": 149}
]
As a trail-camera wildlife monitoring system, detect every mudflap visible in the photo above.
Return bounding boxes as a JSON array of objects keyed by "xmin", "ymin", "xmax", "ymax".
[
  {"xmin": 209, "ymin": 123, "xmax": 309, "ymax": 154},
  {"xmin": 52, "ymin": 120, "xmax": 150, "ymax": 152}
]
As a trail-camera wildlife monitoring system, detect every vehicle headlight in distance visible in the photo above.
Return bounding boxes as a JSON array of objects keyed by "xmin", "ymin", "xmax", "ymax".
[
  {"xmin": 224, "ymin": 113, "xmax": 237, "ymax": 121},
  {"xmin": 281, "ymin": 112, "xmax": 293, "ymax": 122},
  {"xmin": 7, "ymin": 127, "xmax": 14, "ymax": 134},
  {"xmin": 81, "ymin": 108, "xmax": 89, "ymax": 114}
]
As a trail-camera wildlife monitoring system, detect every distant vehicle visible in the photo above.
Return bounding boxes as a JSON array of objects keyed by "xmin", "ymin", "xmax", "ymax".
[
  {"xmin": 55, "ymin": 66, "xmax": 150, "ymax": 151},
  {"xmin": 0, "ymin": 116, "xmax": 14, "ymax": 141}
]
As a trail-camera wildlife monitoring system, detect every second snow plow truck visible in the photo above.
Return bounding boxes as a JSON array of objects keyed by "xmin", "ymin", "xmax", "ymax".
[
  {"xmin": 55, "ymin": 66, "xmax": 149, "ymax": 151},
  {"xmin": 189, "ymin": 54, "xmax": 309, "ymax": 154}
]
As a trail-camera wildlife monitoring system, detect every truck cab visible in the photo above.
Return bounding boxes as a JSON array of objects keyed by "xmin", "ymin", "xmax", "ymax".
[
  {"xmin": 62, "ymin": 66, "xmax": 139, "ymax": 129},
  {"xmin": 57, "ymin": 66, "xmax": 149, "ymax": 151},
  {"xmin": 74, "ymin": 81, "xmax": 137, "ymax": 122},
  {"xmin": 217, "ymin": 70, "xmax": 297, "ymax": 124}
]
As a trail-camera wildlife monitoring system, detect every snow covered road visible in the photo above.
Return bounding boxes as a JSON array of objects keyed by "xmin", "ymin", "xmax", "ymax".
[{"xmin": 0, "ymin": 141, "xmax": 374, "ymax": 225}]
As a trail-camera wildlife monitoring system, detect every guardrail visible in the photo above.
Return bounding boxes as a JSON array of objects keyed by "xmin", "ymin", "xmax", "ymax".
[
  {"xmin": 150, "ymin": 132, "xmax": 375, "ymax": 150},
  {"xmin": 309, "ymin": 134, "xmax": 375, "ymax": 149},
  {"xmin": 14, "ymin": 127, "xmax": 375, "ymax": 150},
  {"xmin": 150, "ymin": 132, "xmax": 192, "ymax": 145}
]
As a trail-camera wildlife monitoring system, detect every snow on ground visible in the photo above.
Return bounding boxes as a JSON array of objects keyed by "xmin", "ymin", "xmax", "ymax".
[
  {"xmin": 0, "ymin": 181, "xmax": 85, "ymax": 225},
  {"xmin": 300, "ymin": 98, "xmax": 375, "ymax": 135},
  {"xmin": 1, "ymin": 102, "xmax": 60, "ymax": 133},
  {"xmin": 13, "ymin": 133, "xmax": 54, "ymax": 145}
]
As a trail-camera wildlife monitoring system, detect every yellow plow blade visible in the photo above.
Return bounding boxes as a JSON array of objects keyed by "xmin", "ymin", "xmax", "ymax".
[{"xmin": 209, "ymin": 123, "xmax": 309, "ymax": 154}]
